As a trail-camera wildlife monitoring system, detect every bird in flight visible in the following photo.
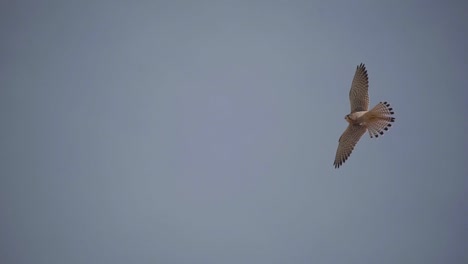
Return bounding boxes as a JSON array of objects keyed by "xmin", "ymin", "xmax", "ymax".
[{"xmin": 334, "ymin": 63, "xmax": 395, "ymax": 168}]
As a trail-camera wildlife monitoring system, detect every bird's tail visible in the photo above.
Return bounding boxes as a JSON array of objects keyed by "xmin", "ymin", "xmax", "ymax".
[{"xmin": 365, "ymin": 102, "xmax": 395, "ymax": 138}]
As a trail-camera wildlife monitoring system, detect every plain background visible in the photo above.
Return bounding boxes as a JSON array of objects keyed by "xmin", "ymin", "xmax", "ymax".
[{"xmin": 1, "ymin": 1, "xmax": 467, "ymax": 263}]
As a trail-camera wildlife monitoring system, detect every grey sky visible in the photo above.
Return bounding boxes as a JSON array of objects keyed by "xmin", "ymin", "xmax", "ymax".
[{"xmin": 1, "ymin": 1, "xmax": 467, "ymax": 263}]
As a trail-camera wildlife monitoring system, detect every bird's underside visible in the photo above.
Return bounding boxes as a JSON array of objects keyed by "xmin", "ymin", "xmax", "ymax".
[{"xmin": 333, "ymin": 63, "xmax": 395, "ymax": 169}]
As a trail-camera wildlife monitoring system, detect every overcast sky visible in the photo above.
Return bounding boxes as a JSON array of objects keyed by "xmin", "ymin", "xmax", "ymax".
[{"xmin": 1, "ymin": 1, "xmax": 467, "ymax": 264}]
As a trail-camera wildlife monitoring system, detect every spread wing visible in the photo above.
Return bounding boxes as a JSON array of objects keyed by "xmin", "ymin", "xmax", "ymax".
[
  {"xmin": 349, "ymin": 63, "xmax": 369, "ymax": 112},
  {"xmin": 334, "ymin": 124, "xmax": 367, "ymax": 168}
]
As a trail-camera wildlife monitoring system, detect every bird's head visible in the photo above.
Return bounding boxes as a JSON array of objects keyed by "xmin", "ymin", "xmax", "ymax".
[{"xmin": 345, "ymin": 114, "xmax": 352, "ymax": 123}]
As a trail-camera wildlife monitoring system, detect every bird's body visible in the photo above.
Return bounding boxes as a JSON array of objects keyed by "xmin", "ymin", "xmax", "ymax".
[
  {"xmin": 345, "ymin": 111, "xmax": 367, "ymax": 124},
  {"xmin": 334, "ymin": 63, "xmax": 395, "ymax": 168}
]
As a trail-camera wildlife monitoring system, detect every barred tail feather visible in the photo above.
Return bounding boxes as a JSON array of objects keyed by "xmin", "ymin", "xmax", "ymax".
[{"xmin": 366, "ymin": 101, "xmax": 395, "ymax": 138}]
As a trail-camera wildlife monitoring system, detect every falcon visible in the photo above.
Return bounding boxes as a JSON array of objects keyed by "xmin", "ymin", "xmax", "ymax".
[{"xmin": 334, "ymin": 63, "xmax": 395, "ymax": 168}]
